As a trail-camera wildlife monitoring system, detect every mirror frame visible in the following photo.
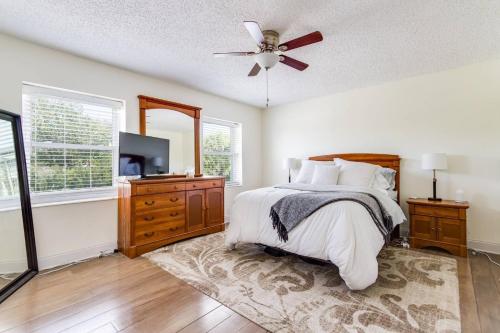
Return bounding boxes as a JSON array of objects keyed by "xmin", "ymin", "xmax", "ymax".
[
  {"xmin": 0, "ymin": 109, "xmax": 38, "ymax": 304},
  {"xmin": 138, "ymin": 95, "xmax": 202, "ymax": 176}
]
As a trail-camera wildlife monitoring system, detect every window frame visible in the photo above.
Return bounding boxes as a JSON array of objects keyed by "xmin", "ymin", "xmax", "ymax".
[
  {"xmin": 19, "ymin": 82, "xmax": 124, "ymax": 206},
  {"xmin": 201, "ymin": 116, "xmax": 242, "ymax": 187}
]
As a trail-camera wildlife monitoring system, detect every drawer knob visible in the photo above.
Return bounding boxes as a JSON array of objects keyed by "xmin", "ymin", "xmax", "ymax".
[
  {"xmin": 170, "ymin": 197, "xmax": 179, "ymax": 202},
  {"xmin": 170, "ymin": 212, "xmax": 179, "ymax": 217},
  {"xmin": 192, "ymin": 184, "xmax": 197, "ymax": 188},
  {"xmin": 169, "ymin": 226, "xmax": 179, "ymax": 232},
  {"xmin": 145, "ymin": 200, "xmax": 155, "ymax": 206},
  {"xmin": 212, "ymin": 182, "xmax": 216, "ymax": 186},
  {"xmin": 174, "ymin": 186, "xmax": 178, "ymax": 189},
  {"xmin": 144, "ymin": 216, "xmax": 154, "ymax": 221},
  {"xmin": 144, "ymin": 231, "xmax": 154, "ymax": 237}
]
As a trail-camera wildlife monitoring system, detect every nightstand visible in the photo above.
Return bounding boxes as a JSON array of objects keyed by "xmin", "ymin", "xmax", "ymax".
[{"xmin": 407, "ymin": 198, "xmax": 469, "ymax": 257}]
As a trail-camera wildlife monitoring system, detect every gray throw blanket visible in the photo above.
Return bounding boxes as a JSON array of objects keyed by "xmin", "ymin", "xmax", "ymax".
[{"xmin": 270, "ymin": 191, "xmax": 393, "ymax": 244}]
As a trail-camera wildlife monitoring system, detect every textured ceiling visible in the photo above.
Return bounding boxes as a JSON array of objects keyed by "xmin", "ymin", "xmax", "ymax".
[{"xmin": 1, "ymin": 1, "xmax": 500, "ymax": 107}]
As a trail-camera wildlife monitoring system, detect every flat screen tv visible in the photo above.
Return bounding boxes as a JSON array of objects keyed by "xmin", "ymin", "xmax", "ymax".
[{"xmin": 119, "ymin": 132, "xmax": 169, "ymax": 177}]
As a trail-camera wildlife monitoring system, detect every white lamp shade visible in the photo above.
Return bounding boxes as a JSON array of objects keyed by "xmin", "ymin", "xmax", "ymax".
[
  {"xmin": 282, "ymin": 158, "xmax": 296, "ymax": 170},
  {"xmin": 255, "ymin": 52, "xmax": 279, "ymax": 69},
  {"xmin": 421, "ymin": 153, "xmax": 447, "ymax": 170}
]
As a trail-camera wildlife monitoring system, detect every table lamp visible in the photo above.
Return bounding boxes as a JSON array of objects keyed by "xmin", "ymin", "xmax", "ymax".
[
  {"xmin": 282, "ymin": 158, "xmax": 297, "ymax": 183},
  {"xmin": 421, "ymin": 153, "xmax": 447, "ymax": 201}
]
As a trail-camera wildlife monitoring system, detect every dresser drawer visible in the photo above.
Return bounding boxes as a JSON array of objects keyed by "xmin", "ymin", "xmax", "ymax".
[
  {"xmin": 413, "ymin": 205, "xmax": 459, "ymax": 219},
  {"xmin": 135, "ymin": 219, "xmax": 185, "ymax": 245},
  {"xmin": 134, "ymin": 206, "xmax": 185, "ymax": 226},
  {"xmin": 134, "ymin": 193, "xmax": 185, "ymax": 211},
  {"xmin": 186, "ymin": 179, "xmax": 222, "ymax": 190},
  {"xmin": 136, "ymin": 182, "xmax": 185, "ymax": 195}
]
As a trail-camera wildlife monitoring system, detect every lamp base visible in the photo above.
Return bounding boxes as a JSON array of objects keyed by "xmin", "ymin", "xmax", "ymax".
[{"xmin": 428, "ymin": 197, "xmax": 442, "ymax": 202}]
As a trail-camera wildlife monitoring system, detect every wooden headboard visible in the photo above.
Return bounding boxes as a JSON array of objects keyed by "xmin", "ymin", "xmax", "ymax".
[{"xmin": 308, "ymin": 153, "xmax": 401, "ymax": 203}]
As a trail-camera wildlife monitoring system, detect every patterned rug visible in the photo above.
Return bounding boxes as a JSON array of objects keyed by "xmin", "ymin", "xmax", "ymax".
[{"xmin": 144, "ymin": 233, "xmax": 460, "ymax": 333}]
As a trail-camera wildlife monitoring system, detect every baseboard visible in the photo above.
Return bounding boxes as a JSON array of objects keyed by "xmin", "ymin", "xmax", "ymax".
[
  {"xmin": 38, "ymin": 242, "xmax": 117, "ymax": 270},
  {"xmin": 468, "ymin": 240, "xmax": 500, "ymax": 255}
]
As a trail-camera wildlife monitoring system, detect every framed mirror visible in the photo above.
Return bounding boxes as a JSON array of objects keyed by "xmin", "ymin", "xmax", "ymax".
[
  {"xmin": 0, "ymin": 109, "xmax": 38, "ymax": 304},
  {"xmin": 138, "ymin": 95, "xmax": 202, "ymax": 176}
]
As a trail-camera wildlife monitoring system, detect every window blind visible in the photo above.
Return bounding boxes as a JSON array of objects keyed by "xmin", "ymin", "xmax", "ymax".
[
  {"xmin": 0, "ymin": 120, "xmax": 18, "ymax": 201},
  {"xmin": 22, "ymin": 83, "xmax": 122, "ymax": 204},
  {"xmin": 202, "ymin": 117, "xmax": 242, "ymax": 186}
]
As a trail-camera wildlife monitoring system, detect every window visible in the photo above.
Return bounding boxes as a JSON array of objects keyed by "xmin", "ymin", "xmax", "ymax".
[
  {"xmin": 22, "ymin": 83, "xmax": 122, "ymax": 204},
  {"xmin": 202, "ymin": 117, "xmax": 242, "ymax": 186}
]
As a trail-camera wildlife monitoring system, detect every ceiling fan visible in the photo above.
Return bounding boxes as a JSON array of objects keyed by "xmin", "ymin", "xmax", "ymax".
[{"xmin": 214, "ymin": 21, "xmax": 323, "ymax": 76}]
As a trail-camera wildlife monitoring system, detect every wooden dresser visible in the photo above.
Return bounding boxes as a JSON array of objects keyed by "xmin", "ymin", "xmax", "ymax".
[
  {"xmin": 407, "ymin": 198, "xmax": 469, "ymax": 257},
  {"xmin": 118, "ymin": 176, "xmax": 225, "ymax": 258}
]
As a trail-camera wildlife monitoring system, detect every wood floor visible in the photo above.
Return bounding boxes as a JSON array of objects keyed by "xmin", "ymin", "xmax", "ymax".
[{"xmin": 0, "ymin": 249, "xmax": 498, "ymax": 333}]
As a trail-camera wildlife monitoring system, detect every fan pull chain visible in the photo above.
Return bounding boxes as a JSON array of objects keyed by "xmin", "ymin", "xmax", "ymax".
[{"xmin": 266, "ymin": 68, "xmax": 269, "ymax": 108}]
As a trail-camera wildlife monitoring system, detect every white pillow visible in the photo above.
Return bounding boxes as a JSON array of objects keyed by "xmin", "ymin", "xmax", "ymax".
[
  {"xmin": 334, "ymin": 158, "xmax": 380, "ymax": 187},
  {"xmin": 311, "ymin": 165, "xmax": 340, "ymax": 185},
  {"xmin": 371, "ymin": 171, "xmax": 391, "ymax": 191},
  {"xmin": 294, "ymin": 160, "xmax": 334, "ymax": 184}
]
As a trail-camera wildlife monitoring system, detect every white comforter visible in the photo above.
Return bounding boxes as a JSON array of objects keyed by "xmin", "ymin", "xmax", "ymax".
[{"xmin": 225, "ymin": 184, "xmax": 406, "ymax": 290}]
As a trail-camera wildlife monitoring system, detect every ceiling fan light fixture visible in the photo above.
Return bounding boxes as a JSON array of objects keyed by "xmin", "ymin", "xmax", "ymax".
[{"xmin": 255, "ymin": 52, "xmax": 279, "ymax": 69}]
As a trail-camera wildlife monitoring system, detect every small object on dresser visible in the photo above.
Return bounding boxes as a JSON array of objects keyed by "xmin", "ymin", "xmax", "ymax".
[
  {"xmin": 185, "ymin": 166, "xmax": 195, "ymax": 178},
  {"xmin": 407, "ymin": 198, "xmax": 469, "ymax": 257},
  {"xmin": 455, "ymin": 189, "xmax": 465, "ymax": 203},
  {"xmin": 421, "ymin": 153, "xmax": 447, "ymax": 201}
]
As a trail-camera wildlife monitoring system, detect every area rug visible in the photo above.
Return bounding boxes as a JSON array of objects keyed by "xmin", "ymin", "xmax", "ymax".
[{"xmin": 144, "ymin": 233, "xmax": 461, "ymax": 333}]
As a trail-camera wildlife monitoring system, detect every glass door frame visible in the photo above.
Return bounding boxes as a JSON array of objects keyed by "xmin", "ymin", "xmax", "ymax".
[{"xmin": 0, "ymin": 109, "xmax": 38, "ymax": 304}]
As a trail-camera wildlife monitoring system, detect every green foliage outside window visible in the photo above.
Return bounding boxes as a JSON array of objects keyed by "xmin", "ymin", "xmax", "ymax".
[{"xmin": 202, "ymin": 130, "xmax": 232, "ymax": 182}]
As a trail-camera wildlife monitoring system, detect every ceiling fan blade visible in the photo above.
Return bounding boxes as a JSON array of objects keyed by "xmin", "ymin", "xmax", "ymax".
[
  {"xmin": 213, "ymin": 51, "xmax": 255, "ymax": 58},
  {"xmin": 278, "ymin": 31, "xmax": 323, "ymax": 51},
  {"xmin": 279, "ymin": 55, "xmax": 309, "ymax": 71},
  {"xmin": 243, "ymin": 21, "xmax": 265, "ymax": 45},
  {"xmin": 248, "ymin": 63, "xmax": 261, "ymax": 76}
]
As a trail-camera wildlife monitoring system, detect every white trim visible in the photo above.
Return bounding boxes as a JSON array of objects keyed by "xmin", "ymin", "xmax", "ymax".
[
  {"xmin": 468, "ymin": 240, "xmax": 500, "ymax": 255},
  {"xmin": 23, "ymin": 81, "xmax": 125, "ymax": 107},
  {"xmin": 0, "ymin": 194, "xmax": 117, "ymax": 212},
  {"xmin": 30, "ymin": 187, "xmax": 117, "ymax": 205},
  {"xmin": 37, "ymin": 241, "xmax": 117, "ymax": 270},
  {"xmin": 32, "ymin": 196, "xmax": 117, "ymax": 209}
]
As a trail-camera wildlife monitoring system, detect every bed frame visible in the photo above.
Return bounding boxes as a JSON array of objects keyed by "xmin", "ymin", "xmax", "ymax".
[{"xmin": 308, "ymin": 153, "xmax": 401, "ymax": 239}]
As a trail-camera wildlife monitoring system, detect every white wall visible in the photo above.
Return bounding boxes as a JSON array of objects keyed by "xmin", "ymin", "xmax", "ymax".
[
  {"xmin": 263, "ymin": 59, "xmax": 500, "ymax": 251},
  {"xmin": 0, "ymin": 208, "xmax": 27, "ymax": 273},
  {"xmin": 0, "ymin": 33, "xmax": 262, "ymax": 268},
  {"xmin": 147, "ymin": 128, "xmax": 190, "ymax": 174}
]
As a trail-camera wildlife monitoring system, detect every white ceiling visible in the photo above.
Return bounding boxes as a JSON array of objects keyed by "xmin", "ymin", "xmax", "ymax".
[{"xmin": 1, "ymin": 1, "xmax": 499, "ymax": 107}]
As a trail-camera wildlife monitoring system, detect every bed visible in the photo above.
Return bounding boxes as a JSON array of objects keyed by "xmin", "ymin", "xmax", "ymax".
[{"xmin": 225, "ymin": 153, "xmax": 406, "ymax": 290}]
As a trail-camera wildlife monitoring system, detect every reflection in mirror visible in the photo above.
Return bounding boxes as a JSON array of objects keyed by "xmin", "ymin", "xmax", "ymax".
[
  {"xmin": 146, "ymin": 109, "xmax": 195, "ymax": 175},
  {"xmin": 0, "ymin": 119, "xmax": 27, "ymax": 290}
]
